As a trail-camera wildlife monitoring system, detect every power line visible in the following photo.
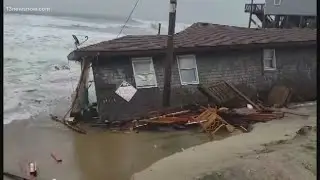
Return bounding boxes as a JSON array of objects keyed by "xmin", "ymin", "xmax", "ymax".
[{"xmin": 117, "ymin": 0, "xmax": 141, "ymax": 38}]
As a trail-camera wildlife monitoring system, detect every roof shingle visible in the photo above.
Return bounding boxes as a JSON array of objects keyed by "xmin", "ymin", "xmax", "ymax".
[{"xmin": 71, "ymin": 22, "xmax": 316, "ymax": 59}]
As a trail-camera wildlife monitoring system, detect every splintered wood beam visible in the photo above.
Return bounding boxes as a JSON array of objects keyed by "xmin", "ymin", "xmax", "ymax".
[
  {"xmin": 50, "ymin": 114, "xmax": 87, "ymax": 134},
  {"xmin": 70, "ymin": 58, "xmax": 91, "ymax": 117}
]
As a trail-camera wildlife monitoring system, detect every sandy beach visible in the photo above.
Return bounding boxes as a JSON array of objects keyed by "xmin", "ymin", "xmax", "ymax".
[{"xmin": 132, "ymin": 103, "xmax": 317, "ymax": 180}]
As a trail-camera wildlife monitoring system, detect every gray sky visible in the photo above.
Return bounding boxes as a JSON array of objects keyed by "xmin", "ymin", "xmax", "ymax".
[{"xmin": 4, "ymin": 0, "xmax": 266, "ymax": 26}]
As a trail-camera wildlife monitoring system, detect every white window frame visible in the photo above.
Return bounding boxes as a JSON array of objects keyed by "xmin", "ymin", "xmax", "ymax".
[
  {"xmin": 177, "ymin": 54, "xmax": 200, "ymax": 85},
  {"xmin": 263, "ymin": 49, "xmax": 277, "ymax": 71},
  {"xmin": 274, "ymin": 0, "xmax": 282, "ymax": 6},
  {"xmin": 131, "ymin": 57, "xmax": 158, "ymax": 89}
]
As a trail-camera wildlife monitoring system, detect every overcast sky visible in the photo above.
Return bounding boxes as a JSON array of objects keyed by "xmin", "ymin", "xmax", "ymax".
[{"xmin": 4, "ymin": 0, "xmax": 266, "ymax": 26}]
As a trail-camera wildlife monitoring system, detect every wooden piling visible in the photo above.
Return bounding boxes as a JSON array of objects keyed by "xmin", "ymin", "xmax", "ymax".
[{"xmin": 163, "ymin": 0, "xmax": 177, "ymax": 107}]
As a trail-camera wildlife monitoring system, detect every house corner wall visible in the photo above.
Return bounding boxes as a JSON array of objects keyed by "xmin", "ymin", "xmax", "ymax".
[{"xmin": 258, "ymin": 46, "xmax": 317, "ymax": 101}]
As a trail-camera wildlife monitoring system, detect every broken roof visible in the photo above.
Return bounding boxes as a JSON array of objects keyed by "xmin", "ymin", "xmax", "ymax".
[{"xmin": 68, "ymin": 22, "xmax": 316, "ymax": 60}]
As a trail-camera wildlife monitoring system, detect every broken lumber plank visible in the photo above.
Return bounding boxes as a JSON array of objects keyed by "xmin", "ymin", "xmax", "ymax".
[
  {"xmin": 223, "ymin": 81, "xmax": 261, "ymax": 110},
  {"xmin": 202, "ymin": 113, "xmax": 218, "ymax": 129},
  {"xmin": 193, "ymin": 117, "xmax": 213, "ymax": 140},
  {"xmin": 158, "ymin": 116, "xmax": 192, "ymax": 123},
  {"xmin": 147, "ymin": 110, "xmax": 191, "ymax": 120},
  {"xmin": 70, "ymin": 58, "xmax": 91, "ymax": 116},
  {"xmin": 239, "ymin": 126, "xmax": 248, "ymax": 132},
  {"xmin": 3, "ymin": 172, "xmax": 30, "ymax": 180},
  {"xmin": 140, "ymin": 116, "xmax": 192, "ymax": 124},
  {"xmin": 50, "ymin": 114, "xmax": 87, "ymax": 134},
  {"xmin": 185, "ymin": 120, "xmax": 208, "ymax": 125},
  {"xmin": 132, "ymin": 123, "xmax": 148, "ymax": 129}
]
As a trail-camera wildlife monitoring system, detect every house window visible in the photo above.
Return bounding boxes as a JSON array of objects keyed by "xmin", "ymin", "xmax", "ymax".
[
  {"xmin": 263, "ymin": 49, "xmax": 277, "ymax": 70},
  {"xmin": 274, "ymin": 0, "xmax": 281, "ymax": 6},
  {"xmin": 132, "ymin": 57, "xmax": 157, "ymax": 88},
  {"xmin": 177, "ymin": 55, "xmax": 199, "ymax": 85}
]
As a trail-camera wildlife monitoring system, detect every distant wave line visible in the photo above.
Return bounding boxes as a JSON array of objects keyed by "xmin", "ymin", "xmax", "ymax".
[{"xmin": 4, "ymin": 11, "xmax": 139, "ymax": 23}]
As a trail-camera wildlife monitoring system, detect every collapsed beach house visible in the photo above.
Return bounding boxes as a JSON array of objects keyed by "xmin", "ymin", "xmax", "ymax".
[{"xmin": 67, "ymin": 22, "xmax": 316, "ymax": 123}]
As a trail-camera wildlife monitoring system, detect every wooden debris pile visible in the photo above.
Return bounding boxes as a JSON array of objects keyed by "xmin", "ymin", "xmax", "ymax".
[
  {"xmin": 126, "ymin": 81, "xmax": 294, "ymax": 138},
  {"xmin": 129, "ymin": 107, "xmax": 205, "ymax": 131},
  {"xmin": 126, "ymin": 103, "xmax": 286, "ymax": 139},
  {"xmin": 193, "ymin": 107, "xmax": 235, "ymax": 140}
]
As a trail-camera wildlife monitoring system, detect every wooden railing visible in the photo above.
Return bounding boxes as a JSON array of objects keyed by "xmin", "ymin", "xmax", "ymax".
[{"xmin": 244, "ymin": 3, "xmax": 265, "ymax": 13}]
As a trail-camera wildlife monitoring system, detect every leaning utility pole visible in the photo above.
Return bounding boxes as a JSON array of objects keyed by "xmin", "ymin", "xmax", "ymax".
[{"xmin": 162, "ymin": 0, "xmax": 177, "ymax": 107}]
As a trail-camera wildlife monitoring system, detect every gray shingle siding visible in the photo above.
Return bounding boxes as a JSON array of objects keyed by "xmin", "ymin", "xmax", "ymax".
[{"xmin": 92, "ymin": 46, "xmax": 316, "ymax": 122}]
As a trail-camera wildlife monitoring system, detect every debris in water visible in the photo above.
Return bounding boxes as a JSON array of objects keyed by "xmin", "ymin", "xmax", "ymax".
[
  {"xmin": 296, "ymin": 126, "xmax": 313, "ymax": 135},
  {"xmin": 61, "ymin": 65, "xmax": 70, "ymax": 70},
  {"xmin": 24, "ymin": 89, "xmax": 37, "ymax": 93},
  {"xmin": 34, "ymin": 100, "xmax": 41, "ymax": 104},
  {"xmin": 50, "ymin": 153, "xmax": 62, "ymax": 163},
  {"xmin": 28, "ymin": 162, "xmax": 37, "ymax": 177}
]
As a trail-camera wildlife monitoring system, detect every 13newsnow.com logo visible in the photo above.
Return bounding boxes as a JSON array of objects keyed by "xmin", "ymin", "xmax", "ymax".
[{"xmin": 5, "ymin": 6, "xmax": 51, "ymax": 12}]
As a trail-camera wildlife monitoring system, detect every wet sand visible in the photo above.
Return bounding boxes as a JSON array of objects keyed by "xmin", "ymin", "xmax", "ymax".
[
  {"xmin": 132, "ymin": 103, "xmax": 317, "ymax": 180},
  {"xmin": 4, "ymin": 115, "xmax": 209, "ymax": 180}
]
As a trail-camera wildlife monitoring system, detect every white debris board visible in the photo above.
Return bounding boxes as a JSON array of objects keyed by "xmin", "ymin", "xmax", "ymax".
[{"xmin": 115, "ymin": 81, "xmax": 137, "ymax": 102}]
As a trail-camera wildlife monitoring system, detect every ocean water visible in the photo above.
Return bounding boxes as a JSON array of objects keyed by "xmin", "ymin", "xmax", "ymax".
[{"xmin": 4, "ymin": 13, "xmax": 189, "ymax": 124}]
